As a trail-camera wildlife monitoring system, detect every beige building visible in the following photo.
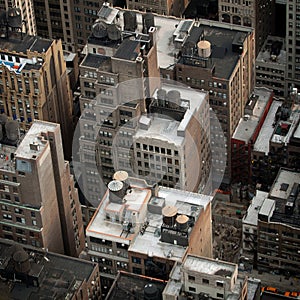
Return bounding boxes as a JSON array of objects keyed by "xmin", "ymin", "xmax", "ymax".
[
  {"xmin": 218, "ymin": 0, "xmax": 274, "ymax": 54},
  {"xmin": 85, "ymin": 175, "xmax": 213, "ymax": 293},
  {"xmin": 132, "ymin": 84, "xmax": 211, "ymax": 193},
  {"xmin": 163, "ymin": 254, "xmax": 248, "ymax": 300},
  {"xmin": 0, "ymin": 121, "xmax": 85, "ymax": 257},
  {"xmin": 0, "ymin": 31, "xmax": 74, "ymax": 159}
]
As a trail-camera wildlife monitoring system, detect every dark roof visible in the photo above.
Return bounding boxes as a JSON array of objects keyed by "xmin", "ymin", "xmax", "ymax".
[
  {"xmin": 22, "ymin": 63, "xmax": 42, "ymax": 71},
  {"xmin": 0, "ymin": 34, "xmax": 52, "ymax": 54},
  {"xmin": 0, "ymin": 239, "xmax": 97, "ymax": 300},
  {"xmin": 81, "ymin": 53, "xmax": 111, "ymax": 69},
  {"xmin": 30, "ymin": 38, "xmax": 52, "ymax": 53},
  {"xmin": 113, "ymin": 39, "xmax": 139, "ymax": 61},
  {"xmin": 106, "ymin": 271, "xmax": 166, "ymax": 300},
  {"xmin": 179, "ymin": 24, "xmax": 249, "ymax": 79}
]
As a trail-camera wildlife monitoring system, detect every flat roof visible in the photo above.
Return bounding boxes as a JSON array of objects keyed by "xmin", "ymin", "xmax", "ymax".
[
  {"xmin": 253, "ymin": 100, "xmax": 283, "ymax": 154},
  {"xmin": 0, "ymin": 33, "xmax": 51, "ymax": 54},
  {"xmin": 135, "ymin": 117, "xmax": 184, "ymax": 146},
  {"xmin": 106, "ymin": 271, "xmax": 166, "ymax": 300},
  {"xmin": 256, "ymin": 35, "xmax": 286, "ymax": 66},
  {"xmin": 271, "ymin": 107, "xmax": 300, "ymax": 145},
  {"xmin": 233, "ymin": 87, "xmax": 273, "ymax": 142},
  {"xmin": 183, "ymin": 254, "xmax": 236, "ymax": 277},
  {"xmin": 259, "ymin": 198, "xmax": 275, "ymax": 217},
  {"xmin": 86, "ymin": 186, "xmax": 151, "ymax": 244},
  {"xmin": 113, "ymin": 39, "xmax": 139, "ymax": 61},
  {"xmin": 269, "ymin": 168, "xmax": 300, "ymax": 200},
  {"xmin": 0, "ymin": 238, "xmax": 96, "ymax": 299},
  {"xmin": 15, "ymin": 121, "xmax": 58, "ymax": 161},
  {"xmin": 243, "ymin": 191, "xmax": 269, "ymax": 226},
  {"xmin": 81, "ymin": 53, "xmax": 111, "ymax": 68}
]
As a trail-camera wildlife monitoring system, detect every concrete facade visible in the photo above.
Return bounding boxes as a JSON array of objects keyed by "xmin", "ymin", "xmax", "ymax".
[{"xmin": 0, "ymin": 121, "xmax": 85, "ymax": 257}]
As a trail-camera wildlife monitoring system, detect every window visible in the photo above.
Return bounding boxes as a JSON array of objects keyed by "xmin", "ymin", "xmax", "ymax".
[
  {"xmin": 131, "ymin": 257, "xmax": 141, "ymax": 264},
  {"xmin": 202, "ymin": 278, "xmax": 209, "ymax": 284},
  {"xmin": 216, "ymin": 281, "xmax": 224, "ymax": 287},
  {"xmin": 217, "ymin": 293, "xmax": 224, "ymax": 298},
  {"xmin": 31, "ymin": 211, "xmax": 36, "ymax": 218},
  {"xmin": 189, "ymin": 287, "xmax": 196, "ymax": 292},
  {"xmin": 188, "ymin": 275, "xmax": 195, "ymax": 281}
]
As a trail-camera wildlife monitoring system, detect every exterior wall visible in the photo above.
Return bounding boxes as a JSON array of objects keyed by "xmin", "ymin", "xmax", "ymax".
[
  {"xmin": 257, "ymin": 220, "xmax": 300, "ymax": 274},
  {"xmin": 285, "ymin": 0, "xmax": 300, "ymax": 94},
  {"xmin": 188, "ymin": 202, "xmax": 212, "ymax": 258}
]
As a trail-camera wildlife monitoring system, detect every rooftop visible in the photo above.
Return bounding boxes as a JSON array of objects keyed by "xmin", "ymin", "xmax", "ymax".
[
  {"xmin": 256, "ymin": 35, "xmax": 286, "ymax": 66},
  {"xmin": 271, "ymin": 105, "xmax": 300, "ymax": 145},
  {"xmin": 0, "ymin": 238, "xmax": 97, "ymax": 300},
  {"xmin": 258, "ymin": 198, "xmax": 275, "ymax": 218},
  {"xmin": 87, "ymin": 178, "xmax": 212, "ymax": 259},
  {"xmin": 106, "ymin": 271, "xmax": 166, "ymax": 300},
  {"xmin": 243, "ymin": 190, "xmax": 269, "ymax": 226},
  {"xmin": 81, "ymin": 53, "xmax": 111, "ymax": 69},
  {"xmin": 183, "ymin": 254, "xmax": 236, "ymax": 277},
  {"xmin": 253, "ymin": 100, "xmax": 283, "ymax": 154},
  {"xmin": 233, "ymin": 87, "xmax": 273, "ymax": 143},
  {"xmin": 15, "ymin": 121, "xmax": 58, "ymax": 161},
  {"xmin": 269, "ymin": 168, "xmax": 300, "ymax": 201},
  {"xmin": 113, "ymin": 39, "xmax": 139, "ymax": 61}
]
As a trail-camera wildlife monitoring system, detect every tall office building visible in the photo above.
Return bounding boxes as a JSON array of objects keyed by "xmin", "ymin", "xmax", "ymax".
[
  {"xmin": 0, "ymin": 120, "xmax": 85, "ymax": 257},
  {"xmin": 0, "ymin": 22, "xmax": 74, "ymax": 158},
  {"xmin": 77, "ymin": 5, "xmax": 160, "ymax": 206},
  {"xmin": 285, "ymin": 0, "xmax": 300, "ymax": 94},
  {"xmin": 218, "ymin": 0, "xmax": 275, "ymax": 54}
]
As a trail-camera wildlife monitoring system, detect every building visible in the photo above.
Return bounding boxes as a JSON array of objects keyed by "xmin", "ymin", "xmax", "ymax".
[
  {"xmin": 231, "ymin": 87, "xmax": 274, "ymax": 184},
  {"xmin": 242, "ymin": 190, "xmax": 268, "ymax": 263},
  {"xmin": 218, "ymin": 0, "xmax": 274, "ymax": 54},
  {"xmin": 105, "ymin": 270, "xmax": 166, "ymax": 300},
  {"xmin": 256, "ymin": 36, "xmax": 286, "ymax": 98},
  {"xmin": 0, "ymin": 27, "xmax": 74, "ymax": 159},
  {"xmin": 0, "ymin": 238, "xmax": 101, "ymax": 299},
  {"xmin": 126, "ymin": 0, "xmax": 190, "ymax": 17},
  {"xmin": 132, "ymin": 84, "xmax": 211, "ymax": 194},
  {"xmin": 2, "ymin": 0, "xmax": 36, "ymax": 35},
  {"xmin": 85, "ymin": 176, "xmax": 213, "ymax": 292},
  {"xmin": 0, "ymin": 120, "xmax": 85, "ymax": 257},
  {"xmin": 285, "ymin": 0, "xmax": 300, "ymax": 94},
  {"xmin": 251, "ymin": 102, "xmax": 300, "ymax": 190},
  {"xmin": 243, "ymin": 168, "xmax": 300, "ymax": 275},
  {"xmin": 163, "ymin": 254, "xmax": 249, "ymax": 300},
  {"xmin": 257, "ymin": 168, "xmax": 300, "ymax": 274},
  {"xmin": 31, "ymin": 0, "xmax": 119, "ymax": 52}
]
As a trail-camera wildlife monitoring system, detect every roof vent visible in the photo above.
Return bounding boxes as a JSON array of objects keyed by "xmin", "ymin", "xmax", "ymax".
[{"xmin": 29, "ymin": 142, "xmax": 40, "ymax": 151}]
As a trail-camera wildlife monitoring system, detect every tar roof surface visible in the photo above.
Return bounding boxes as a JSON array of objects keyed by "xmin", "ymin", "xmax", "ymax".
[
  {"xmin": 0, "ymin": 34, "xmax": 51, "ymax": 54},
  {"xmin": 81, "ymin": 53, "xmax": 111, "ymax": 68},
  {"xmin": 113, "ymin": 39, "xmax": 139, "ymax": 60}
]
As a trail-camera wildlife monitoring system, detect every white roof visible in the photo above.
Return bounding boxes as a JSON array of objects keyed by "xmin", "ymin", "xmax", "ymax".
[
  {"xmin": 259, "ymin": 198, "xmax": 275, "ymax": 217},
  {"xmin": 253, "ymin": 100, "xmax": 282, "ymax": 154},
  {"xmin": 15, "ymin": 121, "xmax": 58, "ymax": 160},
  {"xmin": 183, "ymin": 255, "xmax": 236, "ymax": 276},
  {"xmin": 243, "ymin": 190, "xmax": 268, "ymax": 226}
]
